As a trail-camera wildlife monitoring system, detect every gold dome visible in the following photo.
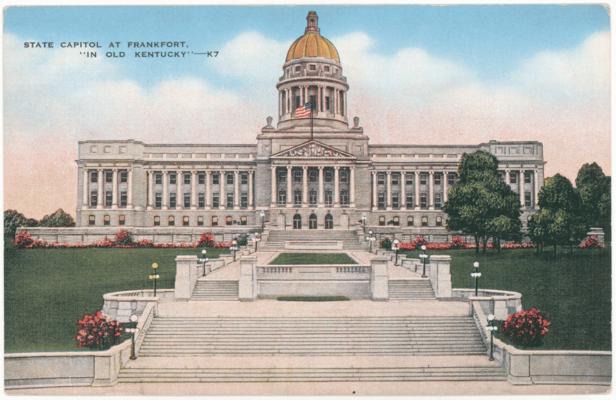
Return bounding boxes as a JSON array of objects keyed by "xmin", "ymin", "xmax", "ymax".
[{"xmin": 285, "ymin": 11, "xmax": 340, "ymax": 63}]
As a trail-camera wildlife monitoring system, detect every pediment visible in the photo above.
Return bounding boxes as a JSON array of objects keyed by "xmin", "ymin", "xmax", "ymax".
[{"xmin": 271, "ymin": 140, "xmax": 356, "ymax": 160}]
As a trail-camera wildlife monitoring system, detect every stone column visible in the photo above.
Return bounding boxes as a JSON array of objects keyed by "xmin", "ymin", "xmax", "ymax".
[
  {"xmin": 111, "ymin": 168, "xmax": 118, "ymax": 209},
  {"xmin": 519, "ymin": 169, "xmax": 525, "ymax": 207},
  {"xmin": 400, "ymin": 171, "xmax": 406, "ymax": 208},
  {"xmin": 97, "ymin": 169, "xmax": 104, "ymax": 209},
  {"xmin": 505, "ymin": 169, "xmax": 511, "ymax": 185},
  {"xmin": 371, "ymin": 256, "xmax": 389, "ymax": 301},
  {"xmin": 271, "ymin": 166, "xmax": 277, "ymax": 207},
  {"xmin": 162, "ymin": 171, "xmax": 169, "ymax": 210},
  {"xmin": 372, "ymin": 171, "xmax": 377, "ymax": 210},
  {"xmin": 318, "ymin": 166, "xmax": 324, "ymax": 207},
  {"xmin": 414, "ymin": 171, "xmax": 420, "ymax": 210},
  {"xmin": 234, "ymin": 170, "xmax": 240, "ymax": 209},
  {"xmin": 82, "ymin": 169, "xmax": 89, "ymax": 207},
  {"xmin": 248, "ymin": 170, "xmax": 254, "ymax": 209},
  {"xmin": 127, "ymin": 168, "xmax": 133, "ymax": 209},
  {"xmin": 302, "ymin": 166, "xmax": 308, "ymax": 206},
  {"xmin": 147, "ymin": 170, "xmax": 153, "ymax": 210},
  {"xmin": 334, "ymin": 166, "xmax": 340, "ymax": 206},
  {"xmin": 386, "ymin": 171, "xmax": 392, "ymax": 211},
  {"xmin": 443, "ymin": 171, "xmax": 448, "ymax": 203},
  {"xmin": 350, "ymin": 166, "xmax": 356, "ymax": 207},
  {"xmin": 177, "ymin": 171, "xmax": 184, "ymax": 210},
  {"xmin": 220, "ymin": 171, "xmax": 226, "ymax": 210},
  {"xmin": 205, "ymin": 170, "xmax": 212, "ymax": 210},
  {"xmin": 428, "ymin": 171, "xmax": 435, "ymax": 210},
  {"xmin": 190, "ymin": 170, "xmax": 197, "ymax": 210},
  {"xmin": 286, "ymin": 166, "xmax": 292, "ymax": 207},
  {"xmin": 534, "ymin": 169, "xmax": 540, "ymax": 208}
]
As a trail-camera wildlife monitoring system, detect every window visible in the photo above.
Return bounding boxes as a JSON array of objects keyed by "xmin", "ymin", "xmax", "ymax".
[
  {"xmin": 225, "ymin": 216, "xmax": 233, "ymax": 226},
  {"xmin": 198, "ymin": 193, "xmax": 205, "ymax": 208},
  {"xmin": 434, "ymin": 174, "xmax": 441, "ymax": 185},
  {"xmin": 340, "ymin": 190, "xmax": 349, "ymax": 206},
  {"xmin": 103, "ymin": 215, "xmax": 110, "ymax": 226},
  {"xmin": 277, "ymin": 169, "xmax": 287, "ymax": 183},
  {"xmin": 169, "ymin": 193, "xmax": 176, "ymax": 208},
  {"xmin": 119, "ymin": 215, "xmax": 125, "ymax": 226},
  {"xmin": 240, "ymin": 216, "xmax": 247, "ymax": 225},
  {"xmin": 309, "ymin": 190, "xmax": 317, "ymax": 205},
  {"xmin": 180, "ymin": 173, "xmax": 188, "ymax": 184},
  {"xmin": 241, "ymin": 173, "xmax": 248, "ymax": 185},
  {"xmin": 391, "ymin": 174, "xmax": 399, "ymax": 186},
  {"xmin": 212, "ymin": 173, "xmax": 220, "ymax": 185},
  {"xmin": 155, "ymin": 193, "xmax": 162, "ymax": 208},
  {"xmin": 392, "ymin": 193, "xmax": 399, "ymax": 209},
  {"xmin": 120, "ymin": 191, "xmax": 127, "ymax": 207},
  {"xmin": 325, "ymin": 96, "xmax": 331, "ymax": 111},
  {"xmin": 420, "ymin": 193, "xmax": 428, "ymax": 209},
  {"xmin": 184, "ymin": 193, "xmax": 190, "ymax": 208},
  {"xmin": 90, "ymin": 192, "xmax": 98, "ymax": 207},
  {"xmin": 183, "ymin": 216, "xmax": 189, "ymax": 226},
  {"xmin": 377, "ymin": 173, "xmax": 385, "ymax": 185},
  {"xmin": 421, "ymin": 216, "xmax": 429, "ymax": 227},
  {"xmin": 295, "ymin": 95, "xmax": 301, "ymax": 108},
  {"xmin": 105, "ymin": 192, "xmax": 112, "ymax": 207},
  {"xmin": 309, "ymin": 64, "xmax": 316, "ymax": 71},
  {"xmin": 405, "ymin": 174, "xmax": 414, "ymax": 185},
  {"xmin": 241, "ymin": 194, "xmax": 248, "ymax": 208},
  {"xmin": 197, "ymin": 216, "xmax": 204, "ymax": 226},
  {"xmin": 294, "ymin": 190, "xmax": 302, "ymax": 205},
  {"xmin": 324, "ymin": 65, "xmax": 330, "ymax": 72},
  {"xmin": 212, "ymin": 193, "xmax": 220, "ymax": 208},
  {"xmin": 324, "ymin": 169, "xmax": 333, "ymax": 182},
  {"xmin": 340, "ymin": 169, "xmax": 348, "ymax": 183},
  {"xmin": 407, "ymin": 216, "xmax": 414, "ymax": 227},
  {"xmin": 406, "ymin": 194, "xmax": 414, "ymax": 209},
  {"xmin": 90, "ymin": 171, "xmax": 98, "ymax": 183},
  {"xmin": 420, "ymin": 173, "xmax": 427, "ymax": 185},
  {"xmin": 88, "ymin": 215, "xmax": 95, "ymax": 226},
  {"xmin": 155, "ymin": 173, "xmax": 162, "ymax": 184},
  {"xmin": 278, "ymin": 191, "xmax": 286, "ymax": 205},
  {"xmin": 309, "ymin": 169, "xmax": 318, "ymax": 182},
  {"xmin": 392, "ymin": 216, "xmax": 400, "ymax": 226},
  {"xmin": 377, "ymin": 192, "xmax": 386, "ymax": 209},
  {"xmin": 226, "ymin": 173, "xmax": 233, "ymax": 185},
  {"xmin": 153, "ymin": 216, "xmax": 160, "ymax": 226},
  {"xmin": 211, "ymin": 216, "xmax": 218, "ymax": 226},
  {"xmin": 293, "ymin": 169, "xmax": 302, "ymax": 183},
  {"xmin": 169, "ymin": 173, "xmax": 176, "ymax": 185},
  {"xmin": 120, "ymin": 171, "xmax": 128, "ymax": 183},
  {"xmin": 435, "ymin": 193, "xmax": 443, "ymax": 209},
  {"xmin": 447, "ymin": 173, "xmax": 456, "ymax": 186},
  {"xmin": 295, "ymin": 65, "xmax": 301, "ymax": 72},
  {"xmin": 226, "ymin": 193, "xmax": 234, "ymax": 208},
  {"xmin": 168, "ymin": 216, "xmax": 175, "ymax": 226},
  {"xmin": 524, "ymin": 172, "xmax": 532, "ymax": 184},
  {"xmin": 198, "ymin": 173, "xmax": 205, "ymax": 184},
  {"xmin": 105, "ymin": 171, "xmax": 112, "ymax": 183},
  {"xmin": 436, "ymin": 216, "xmax": 443, "ymax": 227},
  {"xmin": 325, "ymin": 190, "xmax": 333, "ymax": 206},
  {"xmin": 510, "ymin": 173, "xmax": 517, "ymax": 184},
  {"xmin": 379, "ymin": 216, "xmax": 386, "ymax": 226},
  {"xmin": 525, "ymin": 191, "xmax": 532, "ymax": 207}
]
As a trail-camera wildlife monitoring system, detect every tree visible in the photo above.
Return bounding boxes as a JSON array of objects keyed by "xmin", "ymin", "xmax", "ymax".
[
  {"xmin": 38, "ymin": 209, "xmax": 75, "ymax": 227},
  {"xmin": 443, "ymin": 151, "xmax": 522, "ymax": 253},
  {"xmin": 576, "ymin": 163, "xmax": 610, "ymax": 241},
  {"xmin": 4, "ymin": 209, "xmax": 38, "ymax": 243}
]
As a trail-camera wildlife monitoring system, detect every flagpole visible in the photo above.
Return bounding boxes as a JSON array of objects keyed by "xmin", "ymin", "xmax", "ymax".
[{"xmin": 310, "ymin": 102, "xmax": 314, "ymax": 141}]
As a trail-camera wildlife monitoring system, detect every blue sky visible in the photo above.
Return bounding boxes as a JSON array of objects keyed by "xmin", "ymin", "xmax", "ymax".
[{"xmin": 4, "ymin": 5, "xmax": 610, "ymax": 87}]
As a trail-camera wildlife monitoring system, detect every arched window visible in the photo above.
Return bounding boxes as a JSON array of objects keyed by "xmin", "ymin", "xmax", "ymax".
[
  {"xmin": 421, "ymin": 216, "xmax": 429, "ymax": 227},
  {"xmin": 309, "ymin": 213, "xmax": 317, "ymax": 229},
  {"xmin": 88, "ymin": 215, "xmax": 95, "ymax": 226},
  {"xmin": 153, "ymin": 216, "xmax": 160, "ymax": 226},
  {"xmin": 103, "ymin": 215, "xmax": 110, "ymax": 226},
  {"xmin": 225, "ymin": 216, "xmax": 233, "ymax": 226},
  {"xmin": 325, "ymin": 213, "xmax": 333, "ymax": 229},
  {"xmin": 182, "ymin": 216, "xmax": 189, "ymax": 226},
  {"xmin": 392, "ymin": 216, "xmax": 400, "ymax": 226},
  {"xmin": 293, "ymin": 213, "xmax": 302, "ymax": 229},
  {"xmin": 168, "ymin": 216, "xmax": 175, "ymax": 226}
]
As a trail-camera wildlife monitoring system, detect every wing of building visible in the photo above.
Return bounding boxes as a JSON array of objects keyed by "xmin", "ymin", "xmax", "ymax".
[{"xmin": 42, "ymin": 11, "xmax": 544, "ymax": 244}]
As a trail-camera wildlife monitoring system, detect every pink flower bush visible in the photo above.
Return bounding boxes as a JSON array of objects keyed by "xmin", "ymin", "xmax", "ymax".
[
  {"xmin": 579, "ymin": 236, "xmax": 603, "ymax": 249},
  {"xmin": 75, "ymin": 311, "xmax": 122, "ymax": 350},
  {"xmin": 501, "ymin": 307, "xmax": 551, "ymax": 347}
]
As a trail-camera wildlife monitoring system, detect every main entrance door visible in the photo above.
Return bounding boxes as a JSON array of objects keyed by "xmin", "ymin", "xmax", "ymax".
[
  {"xmin": 309, "ymin": 213, "xmax": 317, "ymax": 229},
  {"xmin": 293, "ymin": 214, "xmax": 302, "ymax": 229}
]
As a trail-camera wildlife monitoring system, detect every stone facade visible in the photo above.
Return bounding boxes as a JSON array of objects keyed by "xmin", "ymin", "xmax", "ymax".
[{"xmin": 73, "ymin": 12, "xmax": 544, "ymax": 239}]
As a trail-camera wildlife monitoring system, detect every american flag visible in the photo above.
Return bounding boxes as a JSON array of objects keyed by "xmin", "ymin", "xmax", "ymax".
[{"xmin": 294, "ymin": 102, "xmax": 313, "ymax": 118}]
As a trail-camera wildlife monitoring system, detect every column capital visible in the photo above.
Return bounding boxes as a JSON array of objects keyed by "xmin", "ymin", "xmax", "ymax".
[
  {"xmin": 429, "ymin": 170, "xmax": 435, "ymax": 175},
  {"xmin": 386, "ymin": 171, "xmax": 391, "ymax": 175},
  {"xmin": 318, "ymin": 166, "xmax": 324, "ymax": 170},
  {"xmin": 371, "ymin": 170, "xmax": 377, "ymax": 176},
  {"xmin": 302, "ymin": 165, "xmax": 308, "ymax": 171}
]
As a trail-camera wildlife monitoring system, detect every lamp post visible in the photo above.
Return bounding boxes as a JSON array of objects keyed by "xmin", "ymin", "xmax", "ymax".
[
  {"xmin": 487, "ymin": 313, "xmax": 498, "ymax": 361},
  {"xmin": 254, "ymin": 233, "xmax": 261, "ymax": 252},
  {"xmin": 126, "ymin": 314, "xmax": 139, "ymax": 360},
  {"xmin": 471, "ymin": 261, "xmax": 481, "ymax": 296},
  {"xmin": 259, "ymin": 210, "xmax": 265, "ymax": 233},
  {"xmin": 419, "ymin": 244, "xmax": 428, "ymax": 278},
  {"xmin": 231, "ymin": 239, "xmax": 238, "ymax": 262},
  {"xmin": 198, "ymin": 249, "xmax": 209, "ymax": 277},
  {"xmin": 361, "ymin": 215, "xmax": 367, "ymax": 235},
  {"xmin": 367, "ymin": 230, "xmax": 375, "ymax": 253},
  {"xmin": 392, "ymin": 239, "xmax": 400, "ymax": 266},
  {"xmin": 148, "ymin": 262, "xmax": 160, "ymax": 297}
]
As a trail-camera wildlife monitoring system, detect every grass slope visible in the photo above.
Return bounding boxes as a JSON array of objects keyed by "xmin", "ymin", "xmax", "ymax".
[{"xmin": 4, "ymin": 247, "xmax": 228, "ymax": 352}]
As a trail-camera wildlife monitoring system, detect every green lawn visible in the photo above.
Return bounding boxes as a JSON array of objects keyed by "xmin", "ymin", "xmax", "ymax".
[
  {"xmin": 269, "ymin": 253, "xmax": 357, "ymax": 265},
  {"xmin": 4, "ymin": 247, "xmax": 229, "ymax": 353},
  {"xmin": 403, "ymin": 248, "xmax": 611, "ymax": 350}
]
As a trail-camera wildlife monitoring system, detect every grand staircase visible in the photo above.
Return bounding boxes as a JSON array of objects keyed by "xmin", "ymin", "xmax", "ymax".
[
  {"xmin": 389, "ymin": 279, "xmax": 435, "ymax": 299},
  {"xmin": 191, "ymin": 280, "xmax": 238, "ymax": 301},
  {"xmin": 261, "ymin": 229, "xmax": 366, "ymax": 250}
]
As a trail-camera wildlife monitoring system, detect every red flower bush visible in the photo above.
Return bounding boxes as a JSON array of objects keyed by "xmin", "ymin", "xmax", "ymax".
[
  {"xmin": 75, "ymin": 311, "xmax": 122, "ymax": 350},
  {"xmin": 198, "ymin": 232, "xmax": 215, "ymax": 247},
  {"xmin": 114, "ymin": 230, "xmax": 133, "ymax": 246},
  {"xmin": 136, "ymin": 239, "xmax": 154, "ymax": 248},
  {"xmin": 412, "ymin": 236, "xmax": 428, "ymax": 247},
  {"xmin": 501, "ymin": 242, "xmax": 535, "ymax": 250},
  {"xmin": 13, "ymin": 230, "xmax": 34, "ymax": 248},
  {"xmin": 213, "ymin": 241, "xmax": 231, "ymax": 248},
  {"xmin": 579, "ymin": 236, "xmax": 603, "ymax": 249},
  {"xmin": 501, "ymin": 307, "xmax": 551, "ymax": 347},
  {"xmin": 451, "ymin": 236, "xmax": 465, "ymax": 249},
  {"xmin": 94, "ymin": 238, "xmax": 115, "ymax": 248}
]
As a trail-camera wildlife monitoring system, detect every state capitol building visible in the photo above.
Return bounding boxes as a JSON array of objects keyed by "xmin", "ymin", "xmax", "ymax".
[{"xmin": 42, "ymin": 12, "xmax": 544, "ymax": 244}]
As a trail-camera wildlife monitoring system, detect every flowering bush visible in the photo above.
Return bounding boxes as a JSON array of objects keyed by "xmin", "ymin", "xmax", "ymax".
[
  {"xmin": 13, "ymin": 230, "xmax": 34, "ymax": 248},
  {"xmin": 399, "ymin": 242, "xmax": 415, "ymax": 251},
  {"xmin": 114, "ymin": 230, "xmax": 133, "ymax": 246},
  {"xmin": 213, "ymin": 241, "xmax": 232, "ymax": 248},
  {"xmin": 451, "ymin": 236, "xmax": 465, "ymax": 249},
  {"xmin": 75, "ymin": 311, "xmax": 122, "ymax": 350},
  {"xmin": 501, "ymin": 307, "xmax": 551, "ymax": 347},
  {"xmin": 579, "ymin": 236, "xmax": 603, "ymax": 249},
  {"xmin": 94, "ymin": 238, "xmax": 115, "ymax": 248},
  {"xmin": 198, "ymin": 232, "xmax": 215, "ymax": 247},
  {"xmin": 501, "ymin": 242, "xmax": 535, "ymax": 250},
  {"xmin": 412, "ymin": 236, "xmax": 428, "ymax": 247},
  {"xmin": 136, "ymin": 239, "xmax": 154, "ymax": 248}
]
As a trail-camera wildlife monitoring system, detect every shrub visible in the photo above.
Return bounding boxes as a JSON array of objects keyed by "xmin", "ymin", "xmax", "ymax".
[
  {"xmin": 579, "ymin": 235, "xmax": 603, "ymax": 249},
  {"xmin": 13, "ymin": 230, "xmax": 34, "ymax": 248},
  {"xmin": 236, "ymin": 233, "xmax": 248, "ymax": 246},
  {"xmin": 75, "ymin": 311, "xmax": 122, "ymax": 350},
  {"xmin": 501, "ymin": 307, "xmax": 551, "ymax": 347},
  {"xmin": 198, "ymin": 232, "xmax": 215, "ymax": 247},
  {"xmin": 136, "ymin": 239, "xmax": 154, "ymax": 248},
  {"xmin": 450, "ymin": 236, "xmax": 465, "ymax": 249},
  {"xmin": 114, "ymin": 230, "xmax": 133, "ymax": 246},
  {"xmin": 380, "ymin": 237, "xmax": 392, "ymax": 250},
  {"xmin": 412, "ymin": 236, "xmax": 428, "ymax": 247},
  {"xmin": 95, "ymin": 238, "xmax": 115, "ymax": 248}
]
